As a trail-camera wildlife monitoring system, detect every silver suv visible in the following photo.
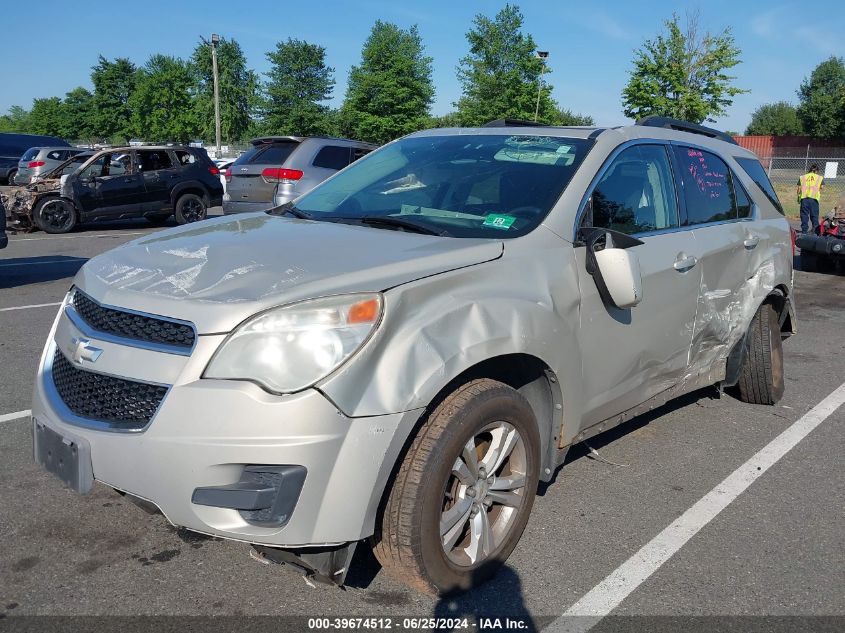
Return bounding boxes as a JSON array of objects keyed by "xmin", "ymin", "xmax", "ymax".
[
  {"xmin": 14, "ymin": 146, "xmax": 89, "ymax": 184},
  {"xmin": 222, "ymin": 136, "xmax": 376, "ymax": 214},
  {"xmin": 32, "ymin": 118, "xmax": 795, "ymax": 595}
]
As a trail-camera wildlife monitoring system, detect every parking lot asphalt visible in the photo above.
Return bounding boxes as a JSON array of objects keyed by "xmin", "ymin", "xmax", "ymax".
[{"xmin": 0, "ymin": 218, "xmax": 842, "ymax": 631}]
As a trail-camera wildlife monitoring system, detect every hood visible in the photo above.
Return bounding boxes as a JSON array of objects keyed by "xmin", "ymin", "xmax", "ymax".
[{"xmin": 74, "ymin": 213, "xmax": 503, "ymax": 333}]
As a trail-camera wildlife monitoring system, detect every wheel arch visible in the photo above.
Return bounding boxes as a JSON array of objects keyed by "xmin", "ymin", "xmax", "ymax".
[{"xmin": 170, "ymin": 182, "xmax": 210, "ymax": 207}]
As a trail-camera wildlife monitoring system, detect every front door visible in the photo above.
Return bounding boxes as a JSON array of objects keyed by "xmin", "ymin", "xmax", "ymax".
[
  {"xmin": 73, "ymin": 152, "xmax": 144, "ymax": 216},
  {"xmin": 575, "ymin": 143, "xmax": 703, "ymax": 428}
]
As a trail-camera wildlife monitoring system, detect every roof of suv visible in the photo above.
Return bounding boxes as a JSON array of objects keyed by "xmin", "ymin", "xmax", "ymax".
[
  {"xmin": 250, "ymin": 136, "xmax": 378, "ymax": 149},
  {"xmin": 412, "ymin": 117, "xmax": 757, "ymax": 161}
]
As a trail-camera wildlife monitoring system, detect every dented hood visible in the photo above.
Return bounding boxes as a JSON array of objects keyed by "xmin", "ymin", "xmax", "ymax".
[{"xmin": 74, "ymin": 213, "xmax": 503, "ymax": 333}]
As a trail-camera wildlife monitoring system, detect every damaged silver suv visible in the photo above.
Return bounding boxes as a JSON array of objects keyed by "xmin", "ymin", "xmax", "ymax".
[{"xmin": 32, "ymin": 117, "xmax": 795, "ymax": 595}]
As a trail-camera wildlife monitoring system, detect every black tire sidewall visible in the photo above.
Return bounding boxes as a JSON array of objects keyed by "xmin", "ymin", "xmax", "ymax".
[
  {"xmin": 175, "ymin": 193, "xmax": 207, "ymax": 224},
  {"xmin": 765, "ymin": 305, "xmax": 785, "ymax": 401},
  {"xmin": 8, "ymin": 170, "xmax": 17, "ymax": 185},
  {"xmin": 416, "ymin": 385, "xmax": 541, "ymax": 594},
  {"xmin": 35, "ymin": 197, "xmax": 76, "ymax": 234}
]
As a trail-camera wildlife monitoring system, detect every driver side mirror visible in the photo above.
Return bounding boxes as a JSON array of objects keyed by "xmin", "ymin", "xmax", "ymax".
[{"xmin": 582, "ymin": 227, "xmax": 644, "ymax": 309}]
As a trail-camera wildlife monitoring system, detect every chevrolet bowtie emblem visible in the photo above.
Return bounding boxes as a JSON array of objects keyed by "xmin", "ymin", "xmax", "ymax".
[{"xmin": 68, "ymin": 337, "xmax": 103, "ymax": 364}]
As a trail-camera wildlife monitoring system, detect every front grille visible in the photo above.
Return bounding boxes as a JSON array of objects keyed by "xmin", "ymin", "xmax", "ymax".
[
  {"xmin": 72, "ymin": 290, "xmax": 195, "ymax": 350},
  {"xmin": 51, "ymin": 350, "xmax": 168, "ymax": 430}
]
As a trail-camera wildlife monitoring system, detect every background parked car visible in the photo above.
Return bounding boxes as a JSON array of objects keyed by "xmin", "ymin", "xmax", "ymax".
[
  {"xmin": 223, "ymin": 136, "xmax": 376, "ymax": 214},
  {"xmin": 1, "ymin": 145, "xmax": 223, "ymax": 233},
  {"xmin": 14, "ymin": 147, "xmax": 90, "ymax": 184},
  {"xmin": 0, "ymin": 133, "xmax": 70, "ymax": 184}
]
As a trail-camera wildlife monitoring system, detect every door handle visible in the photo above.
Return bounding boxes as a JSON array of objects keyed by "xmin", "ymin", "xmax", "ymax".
[
  {"xmin": 673, "ymin": 254, "xmax": 698, "ymax": 272},
  {"xmin": 743, "ymin": 235, "xmax": 760, "ymax": 249}
]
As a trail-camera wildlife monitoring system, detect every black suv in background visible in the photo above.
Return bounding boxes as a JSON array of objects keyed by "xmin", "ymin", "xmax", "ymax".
[{"xmin": 2, "ymin": 145, "xmax": 223, "ymax": 233}]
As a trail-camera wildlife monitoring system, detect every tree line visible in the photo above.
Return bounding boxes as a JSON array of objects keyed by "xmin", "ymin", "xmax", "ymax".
[
  {"xmin": 745, "ymin": 56, "xmax": 845, "ymax": 138},
  {"xmin": 2, "ymin": 4, "xmax": 839, "ymax": 146}
]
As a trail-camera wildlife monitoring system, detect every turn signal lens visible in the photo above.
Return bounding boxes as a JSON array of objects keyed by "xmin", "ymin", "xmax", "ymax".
[{"xmin": 348, "ymin": 298, "xmax": 380, "ymax": 324}]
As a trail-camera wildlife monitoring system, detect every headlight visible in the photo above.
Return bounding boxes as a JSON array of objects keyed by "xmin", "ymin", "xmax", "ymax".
[{"xmin": 204, "ymin": 293, "xmax": 382, "ymax": 393}]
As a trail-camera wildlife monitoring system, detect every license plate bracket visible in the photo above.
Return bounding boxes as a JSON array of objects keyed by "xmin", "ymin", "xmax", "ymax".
[{"xmin": 33, "ymin": 419, "xmax": 94, "ymax": 494}]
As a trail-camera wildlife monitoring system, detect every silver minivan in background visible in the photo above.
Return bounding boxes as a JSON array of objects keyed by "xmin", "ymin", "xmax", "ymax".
[
  {"xmin": 15, "ymin": 147, "xmax": 89, "ymax": 184},
  {"xmin": 223, "ymin": 136, "xmax": 376, "ymax": 214}
]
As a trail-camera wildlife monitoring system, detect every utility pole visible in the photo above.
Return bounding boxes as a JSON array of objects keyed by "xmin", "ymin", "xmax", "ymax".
[
  {"xmin": 534, "ymin": 51, "xmax": 549, "ymax": 122},
  {"xmin": 211, "ymin": 33, "xmax": 222, "ymax": 159}
]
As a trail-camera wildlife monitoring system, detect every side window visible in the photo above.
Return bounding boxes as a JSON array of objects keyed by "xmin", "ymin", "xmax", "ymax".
[
  {"xmin": 46, "ymin": 150, "xmax": 64, "ymax": 161},
  {"xmin": 673, "ymin": 147, "xmax": 736, "ymax": 225},
  {"xmin": 174, "ymin": 150, "xmax": 196, "ymax": 166},
  {"xmin": 588, "ymin": 144, "xmax": 679, "ymax": 235},
  {"xmin": 137, "ymin": 150, "xmax": 173, "ymax": 172},
  {"xmin": 734, "ymin": 176, "xmax": 752, "ymax": 218},
  {"xmin": 735, "ymin": 156, "xmax": 783, "ymax": 214},
  {"xmin": 351, "ymin": 147, "xmax": 371, "ymax": 162},
  {"xmin": 313, "ymin": 146, "xmax": 351, "ymax": 170}
]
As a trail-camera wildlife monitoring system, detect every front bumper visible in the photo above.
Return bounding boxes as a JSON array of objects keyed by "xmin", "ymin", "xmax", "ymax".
[{"xmin": 32, "ymin": 305, "xmax": 421, "ymax": 547}]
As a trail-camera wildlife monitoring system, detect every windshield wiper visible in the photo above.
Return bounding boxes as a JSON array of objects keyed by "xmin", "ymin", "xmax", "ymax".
[
  {"xmin": 266, "ymin": 202, "xmax": 312, "ymax": 219},
  {"xmin": 339, "ymin": 215, "xmax": 452, "ymax": 237}
]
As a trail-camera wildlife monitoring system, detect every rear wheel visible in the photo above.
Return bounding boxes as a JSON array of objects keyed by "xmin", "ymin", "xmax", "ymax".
[
  {"xmin": 174, "ymin": 193, "xmax": 207, "ymax": 224},
  {"xmin": 373, "ymin": 379, "xmax": 540, "ymax": 595},
  {"xmin": 7, "ymin": 169, "xmax": 17, "ymax": 185},
  {"xmin": 34, "ymin": 197, "xmax": 77, "ymax": 234},
  {"xmin": 737, "ymin": 303, "xmax": 784, "ymax": 405}
]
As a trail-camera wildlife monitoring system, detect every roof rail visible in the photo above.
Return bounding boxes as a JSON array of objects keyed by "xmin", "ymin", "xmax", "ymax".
[
  {"xmin": 635, "ymin": 116, "xmax": 737, "ymax": 145},
  {"xmin": 483, "ymin": 119, "xmax": 549, "ymax": 128}
]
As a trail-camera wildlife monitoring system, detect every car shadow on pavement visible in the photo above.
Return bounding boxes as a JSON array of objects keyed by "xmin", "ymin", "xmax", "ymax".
[
  {"xmin": 0, "ymin": 255, "xmax": 88, "ymax": 289},
  {"xmin": 539, "ymin": 387, "xmax": 720, "ymax": 495}
]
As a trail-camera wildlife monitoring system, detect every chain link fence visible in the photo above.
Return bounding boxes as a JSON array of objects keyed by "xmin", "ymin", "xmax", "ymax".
[{"xmin": 758, "ymin": 150, "xmax": 845, "ymax": 218}]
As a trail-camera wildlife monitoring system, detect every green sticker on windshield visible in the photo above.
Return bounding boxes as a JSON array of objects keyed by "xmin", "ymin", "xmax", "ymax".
[{"xmin": 483, "ymin": 214, "xmax": 516, "ymax": 230}]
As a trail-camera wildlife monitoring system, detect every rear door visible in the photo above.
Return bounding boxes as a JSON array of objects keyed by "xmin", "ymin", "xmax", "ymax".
[
  {"xmin": 228, "ymin": 141, "xmax": 299, "ymax": 205},
  {"xmin": 671, "ymin": 145, "xmax": 756, "ymax": 370},
  {"xmin": 137, "ymin": 149, "xmax": 179, "ymax": 210},
  {"xmin": 575, "ymin": 143, "xmax": 702, "ymax": 426}
]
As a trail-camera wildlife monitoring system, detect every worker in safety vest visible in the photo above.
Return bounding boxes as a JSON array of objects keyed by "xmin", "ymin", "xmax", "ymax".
[{"xmin": 797, "ymin": 163, "xmax": 824, "ymax": 234}]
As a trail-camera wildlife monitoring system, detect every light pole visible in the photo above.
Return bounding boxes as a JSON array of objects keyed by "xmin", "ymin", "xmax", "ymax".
[
  {"xmin": 211, "ymin": 33, "xmax": 222, "ymax": 159},
  {"xmin": 534, "ymin": 50, "xmax": 549, "ymax": 122}
]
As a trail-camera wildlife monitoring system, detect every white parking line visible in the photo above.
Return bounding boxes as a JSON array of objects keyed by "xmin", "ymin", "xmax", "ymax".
[
  {"xmin": 8, "ymin": 232, "xmax": 148, "ymax": 242},
  {"xmin": 0, "ymin": 302, "xmax": 62, "ymax": 312},
  {"xmin": 0, "ymin": 409, "xmax": 31, "ymax": 424},
  {"xmin": 548, "ymin": 380, "xmax": 845, "ymax": 633}
]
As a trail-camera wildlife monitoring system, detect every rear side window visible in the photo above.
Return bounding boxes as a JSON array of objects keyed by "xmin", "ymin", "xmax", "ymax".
[
  {"xmin": 734, "ymin": 177, "xmax": 752, "ymax": 218},
  {"xmin": 673, "ymin": 147, "xmax": 736, "ymax": 225},
  {"xmin": 313, "ymin": 146, "xmax": 351, "ymax": 170},
  {"xmin": 174, "ymin": 150, "xmax": 197, "ymax": 166},
  {"xmin": 46, "ymin": 150, "xmax": 64, "ymax": 161},
  {"xmin": 21, "ymin": 148, "xmax": 40, "ymax": 161},
  {"xmin": 137, "ymin": 150, "xmax": 173, "ymax": 171},
  {"xmin": 735, "ymin": 156, "xmax": 783, "ymax": 214},
  {"xmin": 352, "ymin": 147, "xmax": 372, "ymax": 162}
]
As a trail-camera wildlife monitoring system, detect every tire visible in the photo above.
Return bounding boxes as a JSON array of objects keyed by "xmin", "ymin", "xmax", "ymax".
[
  {"xmin": 373, "ymin": 378, "xmax": 541, "ymax": 595},
  {"xmin": 174, "ymin": 193, "xmax": 207, "ymax": 224},
  {"xmin": 145, "ymin": 214, "xmax": 172, "ymax": 226},
  {"xmin": 34, "ymin": 197, "xmax": 77, "ymax": 234},
  {"xmin": 737, "ymin": 303, "xmax": 785, "ymax": 405},
  {"xmin": 7, "ymin": 169, "xmax": 17, "ymax": 185}
]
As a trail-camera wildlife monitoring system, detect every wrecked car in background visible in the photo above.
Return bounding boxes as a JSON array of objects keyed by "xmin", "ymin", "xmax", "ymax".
[
  {"xmin": 1, "ymin": 145, "xmax": 222, "ymax": 233},
  {"xmin": 31, "ymin": 117, "xmax": 795, "ymax": 595}
]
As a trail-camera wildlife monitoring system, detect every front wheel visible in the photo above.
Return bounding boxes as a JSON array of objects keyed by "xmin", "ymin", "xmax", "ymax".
[
  {"xmin": 34, "ymin": 197, "xmax": 77, "ymax": 234},
  {"xmin": 373, "ymin": 379, "xmax": 540, "ymax": 595},
  {"xmin": 737, "ymin": 303, "xmax": 785, "ymax": 405},
  {"xmin": 174, "ymin": 193, "xmax": 207, "ymax": 224}
]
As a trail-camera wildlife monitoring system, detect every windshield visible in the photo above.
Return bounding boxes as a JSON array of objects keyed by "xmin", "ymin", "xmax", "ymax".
[
  {"xmin": 283, "ymin": 134, "xmax": 591, "ymax": 238},
  {"xmin": 48, "ymin": 153, "xmax": 93, "ymax": 178}
]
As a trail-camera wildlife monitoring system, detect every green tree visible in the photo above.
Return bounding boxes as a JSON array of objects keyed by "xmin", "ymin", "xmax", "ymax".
[
  {"xmin": 553, "ymin": 108, "xmax": 594, "ymax": 126},
  {"xmin": 745, "ymin": 101, "xmax": 804, "ymax": 136},
  {"xmin": 91, "ymin": 56, "xmax": 137, "ymax": 141},
  {"xmin": 60, "ymin": 87, "xmax": 97, "ymax": 141},
  {"xmin": 797, "ymin": 56, "xmax": 845, "ymax": 138},
  {"xmin": 455, "ymin": 4, "xmax": 557, "ymax": 126},
  {"xmin": 191, "ymin": 37, "xmax": 259, "ymax": 143},
  {"xmin": 129, "ymin": 55, "xmax": 198, "ymax": 141},
  {"xmin": 27, "ymin": 97, "xmax": 65, "ymax": 136},
  {"xmin": 427, "ymin": 112, "xmax": 462, "ymax": 128},
  {"xmin": 263, "ymin": 38, "xmax": 335, "ymax": 136},
  {"xmin": 0, "ymin": 106, "xmax": 31, "ymax": 133},
  {"xmin": 622, "ymin": 12, "xmax": 747, "ymax": 123},
  {"xmin": 340, "ymin": 21, "xmax": 434, "ymax": 144}
]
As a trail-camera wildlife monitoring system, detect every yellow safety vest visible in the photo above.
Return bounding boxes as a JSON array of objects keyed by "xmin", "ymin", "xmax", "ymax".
[{"xmin": 799, "ymin": 172, "xmax": 823, "ymax": 201}]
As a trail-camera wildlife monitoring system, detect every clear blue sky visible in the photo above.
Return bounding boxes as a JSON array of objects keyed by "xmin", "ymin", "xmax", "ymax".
[{"xmin": 4, "ymin": 0, "xmax": 843, "ymax": 133}]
